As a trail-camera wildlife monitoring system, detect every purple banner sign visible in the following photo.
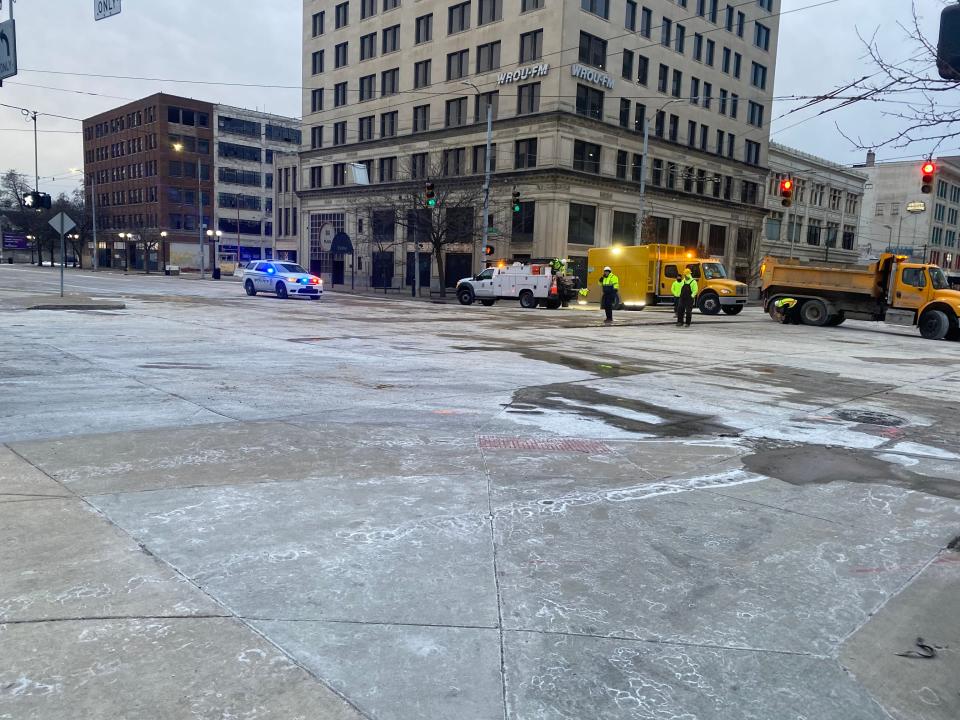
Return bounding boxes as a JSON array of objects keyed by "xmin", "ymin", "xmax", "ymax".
[{"xmin": 2, "ymin": 234, "xmax": 29, "ymax": 250}]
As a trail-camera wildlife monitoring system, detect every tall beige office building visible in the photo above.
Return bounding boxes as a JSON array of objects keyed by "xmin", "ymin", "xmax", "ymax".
[{"xmin": 299, "ymin": 0, "xmax": 780, "ymax": 288}]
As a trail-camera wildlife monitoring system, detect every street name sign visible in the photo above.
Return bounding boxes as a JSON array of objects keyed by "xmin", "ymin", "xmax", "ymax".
[
  {"xmin": 95, "ymin": 0, "xmax": 121, "ymax": 21},
  {"xmin": 49, "ymin": 212, "xmax": 77, "ymax": 235},
  {"xmin": 0, "ymin": 19, "xmax": 17, "ymax": 82}
]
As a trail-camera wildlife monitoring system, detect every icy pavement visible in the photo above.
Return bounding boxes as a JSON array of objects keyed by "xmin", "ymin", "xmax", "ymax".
[{"xmin": 1, "ymin": 266, "xmax": 959, "ymax": 720}]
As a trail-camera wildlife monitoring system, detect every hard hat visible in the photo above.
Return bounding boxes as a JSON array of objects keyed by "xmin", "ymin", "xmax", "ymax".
[{"xmin": 603, "ymin": 266, "xmax": 612, "ymax": 272}]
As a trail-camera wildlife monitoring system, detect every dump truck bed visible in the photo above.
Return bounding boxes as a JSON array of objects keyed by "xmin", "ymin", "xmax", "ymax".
[{"xmin": 761, "ymin": 257, "xmax": 883, "ymax": 299}]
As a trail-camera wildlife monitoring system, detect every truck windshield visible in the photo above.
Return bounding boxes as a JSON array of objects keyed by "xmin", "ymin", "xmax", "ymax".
[
  {"xmin": 701, "ymin": 263, "xmax": 728, "ymax": 280},
  {"xmin": 929, "ymin": 267, "xmax": 949, "ymax": 290}
]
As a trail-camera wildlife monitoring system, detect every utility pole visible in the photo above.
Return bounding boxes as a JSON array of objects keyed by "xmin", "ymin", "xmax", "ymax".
[
  {"xmin": 480, "ymin": 102, "xmax": 492, "ymax": 272},
  {"xmin": 636, "ymin": 99, "xmax": 684, "ymax": 245},
  {"xmin": 91, "ymin": 168, "xmax": 98, "ymax": 271},
  {"xmin": 198, "ymin": 156, "xmax": 205, "ymax": 279}
]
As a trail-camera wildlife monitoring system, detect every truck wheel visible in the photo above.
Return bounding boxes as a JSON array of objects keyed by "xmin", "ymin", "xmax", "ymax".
[
  {"xmin": 545, "ymin": 298, "xmax": 561, "ymax": 309},
  {"xmin": 825, "ymin": 313, "xmax": 846, "ymax": 326},
  {"xmin": 698, "ymin": 293, "xmax": 721, "ymax": 315},
  {"xmin": 480, "ymin": 299, "xmax": 496, "ymax": 307},
  {"xmin": 519, "ymin": 290, "xmax": 537, "ymax": 309},
  {"xmin": 800, "ymin": 299, "xmax": 829, "ymax": 326},
  {"xmin": 918, "ymin": 310, "xmax": 950, "ymax": 340},
  {"xmin": 946, "ymin": 327, "xmax": 960, "ymax": 341},
  {"xmin": 721, "ymin": 305, "xmax": 743, "ymax": 316},
  {"xmin": 767, "ymin": 304, "xmax": 781, "ymax": 321},
  {"xmin": 457, "ymin": 288, "xmax": 475, "ymax": 305}
]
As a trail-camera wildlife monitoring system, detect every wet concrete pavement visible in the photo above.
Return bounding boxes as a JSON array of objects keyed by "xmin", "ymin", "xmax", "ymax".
[{"xmin": 1, "ymin": 264, "xmax": 959, "ymax": 720}]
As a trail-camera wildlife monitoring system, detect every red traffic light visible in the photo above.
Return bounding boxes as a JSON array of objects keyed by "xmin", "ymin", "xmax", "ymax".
[
  {"xmin": 780, "ymin": 179, "xmax": 793, "ymax": 191},
  {"xmin": 922, "ymin": 162, "xmax": 936, "ymax": 175}
]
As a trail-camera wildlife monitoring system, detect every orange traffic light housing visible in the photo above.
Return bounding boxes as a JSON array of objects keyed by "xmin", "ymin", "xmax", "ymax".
[
  {"xmin": 779, "ymin": 178, "xmax": 793, "ymax": 208},
  {"xmin": 921, "ymin": 161, "xmax": 936, "ymax": 194}
]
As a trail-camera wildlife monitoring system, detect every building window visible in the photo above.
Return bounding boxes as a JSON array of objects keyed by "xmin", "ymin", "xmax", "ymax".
[
  {"xmin": 517, "ymin": 82, "xmax": 541, "ymax": 114},
  {"xmin": 443, "ymin": 147, "xmax": 466, "ymax": 176},
  {"xmin": 658, "ymin": 64, "xmax": 668, "ymax": 93},
  {"xmin": 744, "ymin": 140, "xmax": 760, "ymax": 166},
  {"xmin": 312, "ymin": 11, "xmax": 325, "ymax": 36},
  {"xmin": 416, "ymin": 13, "xmax": 433, "ymax": 43},
  {"xmin": 575, "ymin": 85, "xmax": 604, "ymax": 120},
  {"xmin": 758, "ymin": 0, "xmax": 772, "ymax": 10},
  {"xmin": 668, "ymin": 114, "xmax": 679, "ymax": 142},
  {"xmin": 613, "ymin": 211, "xmax": 636, "ymax": 244},
  {"xmin": 640, "ymin": 6, "xmax": 652, "ymax": 37},
  {"xmin": 671, "ymin": 69, "xmax": 682, "ymax": 97},
  {"xmin": 703, "ymin": 81, "xmax": 712, "ymax": 108},
  {"xmin": 579, "ymin": 32, "xmax": 607, "ymax": 69},
  {"xmin": 381, "ymin": 68, "xmax": 399, "ymax": 96},
  {"xmin": 690, "ymin": 77, "xmax": 700, "ymax": 104},
  {"xmin": 472, "ymin": 143, "xmax": 496, "ymax": 173},
  {"xmin": 512, "ymin": 201, "xmax": 535, "ymax": 242},
  {"xmin": 637, "ymin": 54, "xmax": 649, "ymax": 85},
  {"xmin": 478, "ymin": 0, "xmax": 502, "ymax": 25},
  {"xmin": 661, "ymin": 17, "xmax": 672, "ymax": 47},
  {"xmin": 568, "ymin": 203, "xmax": 597, "ymax": 245},
  {"xmin": 719, "ymin": 88, "xmax": 728, "ymax": 114},
  {"xmin": 445, "ymin": 97, "xmax": 468, "ymax": 127},
  {"xmin": 335, "ymin": 1, "xmax": 349, "ymax": 28},
  {"xmin": 580, "ymin": 0, "xmax": 609, "ymax": 20},
  {"xmin": 410, "ymin": 152, "xmax": 428, "ymax": 179},
  {"xmin": 706, "ymin": 39, "xmax": 715, "ymax": 66},
  {"xmin": 522, "ymin": 0, "xmax": 543, "ymax": 10},
  {"xmin": 751, "ymin": 62, "xmax": 767, "ymax": 89},
  {"xmin": 413, "ymin": 104, "xmax": 431, "ymax": 132},
  {"xmin": 360, "ymin": 33, "xmax": 377, "ymax": 61},
  {"xmin": 747, "ymin": 101, "xmax": 764, "ymax": 127},
  {"xmin": 447, "ymin": 49, "xmax": 469, "ymax": 80},
  {"xmin": 359, "ymin": 116, "xmax": 374, "ymax": 141},
  {"xmin": 379, "ymin": 157, "xmax": 397, "ymax": 183},
  {"xmin": 332, "ymin": 164, "xmax": 346, "ymax": 186},
  {"xmin": 381, "ymin": 111, "xmax": 398, "ymax": 137},
  {"xmin": 619, "ymin": 98, "xmax": 630, "ymax": 128},
  {"xmin": 722, "ymin": 47, "xmax": 731, "ymax": 73},
  {"xmin": 693, "ymin": 33, "xmax": 703, "ymax": 61},
  {"xmin": 616, "ymin": 150, "xmax": 628, "ymax": 179},
  {"xmin": 687, "ymin": 120, "xmax": 697, "ymax": 146},
  {"xmin": 449, "ymin": 1, "xmax": 471, "ymax": 33},
  {"xmin": 311, "ymin": 50, "xmax": 324, "ymax": 75},
  {"xmin": 573, "ymin": 140, "xmax": 601, "ymax": 174},
  {"xmin": 311, "ymin": 89, "xmax": 324, "ymax": 113},
  {"xmin": 730, "ymin": 93, "xmax": 739, "ymax": 118},
  {"xmin": 755, "ymin": 22, "xmax": 770, "ymax": 51},
  {"xmin": 475, "ymin": 91, "xmax": 498, "ymax": 121},
  {"xmin": 383, "ymin": 0, "xmax": 399, "ymax": 11},
  {"xmin": 515, "ymin": 138, "xmax": 538, "ymax": 168},
  {"xmin": 361, "ymin": 0, "xmax": 376, "ymax": 19},
  {"xmin": 733, "ymin": 52, "xmax": 742, "ymax": 78},
  {"xmin": 520, "ymin": 30, "xmax": 544, "ymax": 63},
  {"xmin": 310, "ymin": 126, "xmax": 324, "ymax": 149},
  {"xmin": 634, "ymin": 102, "xmax": 646, "ymax": 132},
  {"xmin": 675, "ymin": 24, "xmax": 686, "ymax": 53},
  {"xmin": 359, "ymin": 74, "xmax": 376, "ymax": 101},
  {"xmin": 333, "ymin": 122, "xmax": 347, "ymax": 146},
  {"xmin": 631, "ymin": 153, "xmax": 643, "ymax": 181},
  {"xmin": 414, "ymin": 60, "xmax": 432, "ymax": 88},
  {"xmin": 379, "ymin": 25, "xmax": 399, "ymax": 53},
  {"xmin": 477, "ymin": 41, "xmax": 501, "ymax": 72},
  {"xmin": 309, "ymin": 166, "xmax": 322, "ymax": 189},
  {"xmin": 626, "ymin": 0, "xmax": 637, "ymax": 30}
]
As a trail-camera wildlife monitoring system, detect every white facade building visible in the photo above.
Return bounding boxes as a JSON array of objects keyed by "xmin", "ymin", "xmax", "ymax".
[
  {"xmin": 856, "ymin": 153, "xmax": 960, "ymax": 271},
  {"xmin": 763, "ymin": 142, "xmax": 867, "ymax": 265},
  {"xmin": 297, "ymin": 0, "xmax": 782, "ymax": 289},
  {"xmin": 213, "ymin": 106, "xmax": 301, "ymax": 265}
]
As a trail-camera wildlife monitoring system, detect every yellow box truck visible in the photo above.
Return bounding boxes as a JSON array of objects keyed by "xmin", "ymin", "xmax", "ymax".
[
  {"xmin": 761, "ymin": 253, "xmax": 960, "ymax": 340},
  {"xmin": 584, "ymin": 245, "xmax": 748, "ymax": 314}
]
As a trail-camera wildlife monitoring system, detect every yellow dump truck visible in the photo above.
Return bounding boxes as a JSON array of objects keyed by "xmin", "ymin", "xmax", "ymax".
[
  {"xmin": 760, "ymin": 253, "xmax": 960, "ymax": 340},
  {"xmin": 583, "ymin": 244, "xmax": 748, "ymax": 314}
]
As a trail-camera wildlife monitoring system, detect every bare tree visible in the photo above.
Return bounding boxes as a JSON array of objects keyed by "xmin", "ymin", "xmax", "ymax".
[
  {"xmin": 783, "ymin": 3, "xmax": 959, "ymax": 152},
  {"xmin": 363, "ymin": 160, "xmax": 486, "ymax": 297},
  {"xmin": 351, "ymin": 197, "xmax": 407, "ymax": 293}
]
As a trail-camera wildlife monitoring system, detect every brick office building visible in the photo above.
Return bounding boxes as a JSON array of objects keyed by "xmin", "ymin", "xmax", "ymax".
[{"xmin": 83, "ymin": 93, "xmax": 215, "ymax": 271}]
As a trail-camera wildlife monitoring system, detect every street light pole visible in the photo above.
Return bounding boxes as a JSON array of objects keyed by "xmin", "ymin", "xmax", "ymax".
[
  {"xmin": 636, "ymin": 99, "xmax": 684, "ymax": 245},
  {"xmin": 463, "ymin": 81, "xmax": 492, "ymax": 272}
]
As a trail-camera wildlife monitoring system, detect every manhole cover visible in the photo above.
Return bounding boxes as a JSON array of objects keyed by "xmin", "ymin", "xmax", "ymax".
[
  {"xmin": 833, "ymin": 409, "xmax": 906, "ymax": 427},
  {"xmin": 478, "ymin": 436, "xmax": 610, "ymax": 453}
]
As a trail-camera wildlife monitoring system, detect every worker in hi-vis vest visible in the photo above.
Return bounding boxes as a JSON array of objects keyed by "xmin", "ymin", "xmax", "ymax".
[
  {"xmin": 599, "ymin": 266, "xmax": 620, "ymax": 323},
  {"xmin": 671, "ymin": 268, "xmax": 699, "ymax": 327},
  {"xmin": 773, "ymin": 297, "xmax": 801, "ymax": 324}
]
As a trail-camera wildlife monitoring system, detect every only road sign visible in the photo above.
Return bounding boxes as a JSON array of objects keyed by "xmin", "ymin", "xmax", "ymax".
[
  {"xmin": 0, "ymin": 19, "xmax": 17, "ymax": 82},
  {"xmin": 49, "ymin": 212, "xmax": 77, "ymax": 235},
  {"xmin": 94, "ymin": 0, "xmax": 121, "ymax": 21}
]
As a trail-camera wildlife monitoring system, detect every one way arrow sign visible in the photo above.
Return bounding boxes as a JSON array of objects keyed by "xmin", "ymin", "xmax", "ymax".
[{"xmin": 0, "ymin": 18, "xmax": 16, "ymax": 83}]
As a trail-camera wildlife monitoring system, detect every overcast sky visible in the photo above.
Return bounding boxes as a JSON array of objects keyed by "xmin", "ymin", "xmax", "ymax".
[{"xmin": 0, "ymin": 0, "xmax": 950, "ymax": 198}]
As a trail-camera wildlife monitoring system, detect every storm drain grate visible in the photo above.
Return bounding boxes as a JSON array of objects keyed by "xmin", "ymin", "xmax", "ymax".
[{"xmin": 478, "ymin": 436, "xmax": 611, "ymax": 453}]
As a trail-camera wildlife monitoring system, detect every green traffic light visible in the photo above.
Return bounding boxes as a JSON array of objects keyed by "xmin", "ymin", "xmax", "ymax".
[
  {"xmin": 512, "ymin": 204, "xmax": 521, "ymax": 212},
  {"xmin": 427, "ymin": 198, "xmax": 436, "ymax": 207}
]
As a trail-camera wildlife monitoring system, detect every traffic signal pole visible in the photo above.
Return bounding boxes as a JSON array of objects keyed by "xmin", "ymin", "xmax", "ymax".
[{"xmin": 479, "ymin": 102, "xmax": 492, "ymax": 273}]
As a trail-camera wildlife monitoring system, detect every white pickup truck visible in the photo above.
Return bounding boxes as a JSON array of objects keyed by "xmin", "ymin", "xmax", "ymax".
[{"xmin": 456, "ymin": 263, "xmax": 567, "ymax": 309}]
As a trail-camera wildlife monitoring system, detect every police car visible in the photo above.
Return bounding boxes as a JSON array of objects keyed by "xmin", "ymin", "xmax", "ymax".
[{"xmin": 242, "ymin": 261, "xmax": 323, "ymax": 300}]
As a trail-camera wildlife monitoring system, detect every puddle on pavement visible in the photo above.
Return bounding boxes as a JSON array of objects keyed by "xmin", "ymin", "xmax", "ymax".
[
  {"xmin": 742, "ymin": 445, "xmax": 960, "ymax": 500},
  {"xmin": 833, "ymin": 409, "xmax": 906, "ymax": 427},
  {"xmin": 139, "ymin": 362, "xmax": 214, "ymax": 370},
  {"xmin": 855, "ymin": 356, "xmax": 960, "ymax": 366},
  {"xmin": 708, "ymin": 365, "xmax": 896, "ymax": 406},
  {"xmin": 508, "ymin": 383, "xmax": 731, "ymax": 437},
  {"xmin": 456, "ymin": 345, "xmax": 654, "ymax": 378}
]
